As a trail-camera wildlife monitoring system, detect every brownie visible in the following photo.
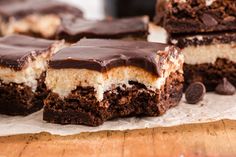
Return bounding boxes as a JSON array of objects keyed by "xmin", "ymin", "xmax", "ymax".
[
  {"xmin": 184, "ymin": 58, "xmax": 236, "ymax": 91},
  {"xmin": 168, "ymin": 30, "xmax": 236, "ymax": 91},
  {"xmin": 0, "ymin": 35, "xmax": 64, "ymax": 115},
  {"xmin": 0, "ymin": 0, "xmax": 83, "ymax": 38},
  {"xmin": 56, "ymin": 16, "xmax": 149, "ymax": 42},
  {"xmin": 155, "ymin": 0, "xmax": 236, "ymax": 34},
  {"xmin": 43, "ymin": 39, "xmax": 184, "ymax": 126},
  {"xmin": 0, "ymin": 72, "xmax": 46, "ymax": 115},
  {"xmin": 44, "ymin": 72, "xmax": 183, "ymax": 126}
]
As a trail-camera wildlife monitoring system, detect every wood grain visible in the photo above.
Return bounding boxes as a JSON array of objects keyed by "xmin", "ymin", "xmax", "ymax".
[{"xmin": 0, "ymin": 120, "xmax": 235, "ymax": 157}]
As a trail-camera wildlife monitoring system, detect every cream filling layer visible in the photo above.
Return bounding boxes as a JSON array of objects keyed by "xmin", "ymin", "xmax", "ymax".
[
  {"xmin": 46, "ymin": 53, "xmax": 184, "ymax": 101},
  {"xmin": 0, "ymin": 41, "xmax": 65, "ymax": 92},
  {"xmin": 0, "ymin": 14, "xmax": 60, "ymax": 38},
  {"xmin": 183, "ymin": 43, "xmax": 236, "ymax": 64}
]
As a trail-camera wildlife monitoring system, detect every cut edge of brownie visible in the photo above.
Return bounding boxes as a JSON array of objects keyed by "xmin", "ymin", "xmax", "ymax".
[
  {"xmin": 184, "ymin": 58, "xmax": 236, "ymax": 91},
  {"xmin": 43, "ymin": 72, "xmax": 184, "ymax": 126},
  {"xmin": 0, "ymin": 39, "xmax": 66, "ymax": 116},
  {"xmin": 0, "ymin": 72, "xmax": 47, "ymax": 115}
]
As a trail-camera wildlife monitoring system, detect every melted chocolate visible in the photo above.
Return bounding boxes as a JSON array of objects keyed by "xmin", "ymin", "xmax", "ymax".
[
  {"xmin": 56, "ymin": 16, "xmax": 149, "ymax": 42},
  {"xmin": 0, "ymin": 35, "xmax": 55, "ymax": 70},
  {"xmin": 50, "ymin": 39, "xmax": 180, "ymax": 76},
  {"xmin": 0, "ymin": 0, "xmax": 83, "ymax": 20}
]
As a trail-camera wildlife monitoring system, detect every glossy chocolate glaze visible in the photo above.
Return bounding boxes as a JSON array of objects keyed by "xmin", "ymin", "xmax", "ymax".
[
  {"xmin": 56, "ymin": 16, "xmax": 149, "ymax": 42},
  {"xmin": 0, "ymin": 35, "xmax": 55, "ymax": 70},
  {"xmin": 50, "ymin": 39, "xmax": 180, "ymax": 76},
  {"xmin": 0, "ymin": 0, "xmax": 83, "ymax": 20}
]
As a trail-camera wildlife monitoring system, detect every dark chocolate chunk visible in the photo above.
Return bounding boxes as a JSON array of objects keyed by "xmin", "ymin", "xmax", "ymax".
[
  {"xmin": 49, "ymin": 39, "xmax": 181, "ymax": 76},
  {"xmin": 0, "ymin": 35, "xmax": 55, "ymax": 70},
  {"xmin": 185, "ymin": 82, "xmax": 206, "ymax": 104},
  {"xmin": 215, "ymin": 78, "xmax": 236, "ymax": 95},
  {"xmin": 56, "ymin": 16, "xmax": 149, "ymax": 42},
  {"xmin": 200, "ymin": 13, "xmax": 218, "ymax": 27}
]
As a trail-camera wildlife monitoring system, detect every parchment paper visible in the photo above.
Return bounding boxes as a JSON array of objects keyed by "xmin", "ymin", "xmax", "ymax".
[
  {"xmin": 0, "ymin": 25, "xmax": 235, "ymax": 136},
  {"xmin": 0, "ymin": 93, "xmax": 236, "ymax": 136}
]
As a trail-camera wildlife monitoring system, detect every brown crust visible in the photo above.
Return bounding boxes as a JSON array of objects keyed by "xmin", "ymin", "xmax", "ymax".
[
  {"xmin": 0, "ymin": 72, "xmax": 48, "ymax": 115},
  {"xmin": 184, "ymin": 58, "xmax": 236, "ymax": 91},
  {"xmin": 43, "ymin": 72, "xmax": 184, "ymax": 126}
]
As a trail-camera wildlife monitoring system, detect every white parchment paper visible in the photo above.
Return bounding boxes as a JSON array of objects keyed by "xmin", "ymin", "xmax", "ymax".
[
  {"xmin": 0, "ymin": 93, "xmax": 236, "ymax": 136},
  {"xmin": 0, "ymin": 25, "xmax": 235, "ymax": 136}
]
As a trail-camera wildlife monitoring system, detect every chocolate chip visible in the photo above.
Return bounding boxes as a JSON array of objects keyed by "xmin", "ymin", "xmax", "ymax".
[
  {"xmin": 201, "ymin": 13, "xmax": 218, "ymax": 26},
  {"xmin": 185, "ymin": 82, "xmax": 206, "ymax": 104},
  {"xmin": 215, "ymin": 78, "xmax": 236, "ymax": 95}
]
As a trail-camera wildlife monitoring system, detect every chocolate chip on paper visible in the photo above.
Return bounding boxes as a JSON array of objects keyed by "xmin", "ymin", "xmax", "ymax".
[
  {"xmin": 215, "ymin": 78, "xmax": 236, "ymax": 95},
  {"xmin": 185, "ymin": 82, "xmax": 206, "ymax": 104}
]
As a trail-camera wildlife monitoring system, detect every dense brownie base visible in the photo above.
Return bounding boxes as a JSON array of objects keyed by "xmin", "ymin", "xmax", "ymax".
[
  {"xmin": 155, "ymin": 0, "xmax": 236, "ymax": 34},
  {"xmin": 0, "ymin": 72, "xmax": 48, "ymax": 116},
  {"xmin": 184, "ymin": 58, "xmax": 236, "ymax": 91},
  {"xmin": 43, "ymin": 72, "xmax": 183, "ymax": 126}
]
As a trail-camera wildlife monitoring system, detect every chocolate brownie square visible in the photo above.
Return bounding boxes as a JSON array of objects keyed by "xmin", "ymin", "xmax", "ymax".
[
  {"xmin": 0, "ymin": 35, "xmax": 64, "ymax": 115},
  {"xmin": 169, "ymin": 31, "xmax": 236, "ymax": 91},
  {"xmin": 43, "ymin": 39, "xmax": 184, "ymax": 126}
]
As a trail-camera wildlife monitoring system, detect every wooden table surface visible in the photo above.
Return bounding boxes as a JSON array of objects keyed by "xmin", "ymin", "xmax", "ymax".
[{"xmin": 0, "ymin": 120, "xmax": 235, "ymax": 157}]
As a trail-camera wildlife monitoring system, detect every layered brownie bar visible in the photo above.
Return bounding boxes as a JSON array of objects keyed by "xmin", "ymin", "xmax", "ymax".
[
  {"xmin": 43, "ymin": 39, "xmax": 184, "ymax": 126},
  {"xmin": 155, "ymin": 0, "xmax": 236, "ymax": 34},
  {"xmin": 0, "ymin": 0, "xmax": 83, "ymax": 38},
  {"xmin": 0, "ymin": 35, "xmax": 64, "ymax": 115},
  {"xmin": 56, "ymin": 16, "xmax": 149, "ymax": 42},
  {"xmin": 169, "ymin": 32, "xmax": 236, "ymax": 91}
]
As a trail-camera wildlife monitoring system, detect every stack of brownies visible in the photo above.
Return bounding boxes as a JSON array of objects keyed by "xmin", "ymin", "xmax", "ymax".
[
  {"xmin": 0, "ymin": 0, "xmax": 185, "ymax": 126},
  {"xmin": 155, "ymin": 0, "xmax": 236, "ymax": 90}
]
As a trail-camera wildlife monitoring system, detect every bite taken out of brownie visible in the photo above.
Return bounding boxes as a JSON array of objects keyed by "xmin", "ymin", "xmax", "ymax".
[{"xmin": 43, "ymin": 39, "xmax": 184, "ymax": 126}]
